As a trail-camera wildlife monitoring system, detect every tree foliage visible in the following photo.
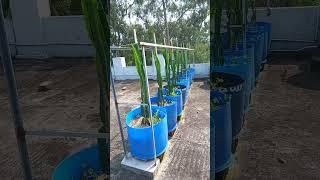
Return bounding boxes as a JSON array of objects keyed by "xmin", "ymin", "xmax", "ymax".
[{"xmin": 110, "ymin": 0, "xmax": 209, "ymax": 63}]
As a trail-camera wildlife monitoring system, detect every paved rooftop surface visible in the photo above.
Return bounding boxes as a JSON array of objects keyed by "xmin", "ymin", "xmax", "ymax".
[
  {"xmin": 228, "ymin": 56, "xmax": 320, "ymax": 179},
  {"xmin": 110, "ymin": 79, "xmax": 210, "ymax": 180},
  {"xmin": 1, "ymin": 55, "xmax": 320, "ymax": 179},
  {"xmin": 0, "ymin": 61, "xmax": 210, "ymax": 179}
]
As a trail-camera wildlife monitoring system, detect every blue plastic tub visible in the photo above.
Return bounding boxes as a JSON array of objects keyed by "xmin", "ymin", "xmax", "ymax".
[
  {"xmin": 177, "ymin": 77, "xmax": 190, "ymax": 90},
  {"xmin": 126, "ymin": 106, "xmax": 169, "ymax": 160},
  {"xmin": 241, "ymin": 39, "xmax": 258, "ymax": 91},
  {"xmin": 211, "ymin": 72, "xmax": 245, "ymax": 140},
  {"xmin": 211, "ymin": 90, "xmax": 232, "ymax": 173},
  {"xmin": 256, "ymin": 22, "xmax": 272, "ymax": 57},
  {"xmin": 176, "ymin": 84, "xmax": 188, "ymax": 105},
  {"xmin": 150, "ymin": 96, "xmax": 177, "ymax": 133},
  {"xmin": 52, "ymin": 145, "xmax": 103, "ymax": 180},
  {"xmin": 212, "ymin": 52, "xmax": 247, "ymax": 109},
  {"xmin": 232, "ymin": 43, "xmax": 255, "ymax": 112},
  {"xmin": 189, "ymin": 68, "xmax": 196, "ymax": 79},
  {"xmin": 248, "ymin": 24, "xmax": 268, "ymax": 64},
  {"xmin": 163, "ymin": 88, "xmax": 183, "ymax": 116},
  {"xmin": 246, "ymin": 31, "xmax": 264, "ymax": 81}
]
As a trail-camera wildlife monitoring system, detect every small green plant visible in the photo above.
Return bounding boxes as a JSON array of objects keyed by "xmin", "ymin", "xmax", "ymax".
[
  {"xmin": 176, "ymin": 50, "xmax": 181, "ymax": 76},
  {"xmin": 131, "ymin": 44, "xmax": 162, "ymax": 126},
  {"xmin": 212, "ymin": 0, "xmax": 225, "ymax": 66},
  {"xmin": 171, "ymin": 49, "xmax": 178, "ymax": 87},
  {"xmin": 183, "ymin": 50, "xmax": 188, "ymax": 72},
  {"xmin": 81, "ymin": 0, "xmax": 109, "ymax": 174},
  {"xmin": 1, "ymin": 0, "xmax": 10, "ymax": 18},
  {"xmin": 131, "ymin": 44, "xmax": 150, "ymax": 123},
  {"xmin": 163, "ymin": 48, "xmax": 176, "ymax": 96},
  {"xmin": 250, "ymin": 0, "xmax": 257, "ymax": 23},
  {"xmin": 154, "ymin": 50, "xmax": 164, "ymax": 106}
]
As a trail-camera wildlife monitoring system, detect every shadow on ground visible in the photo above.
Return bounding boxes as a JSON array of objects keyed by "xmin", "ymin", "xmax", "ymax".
[{"xmin": 287, "ymin": 72, "xmax": 320, "ymax": 91}]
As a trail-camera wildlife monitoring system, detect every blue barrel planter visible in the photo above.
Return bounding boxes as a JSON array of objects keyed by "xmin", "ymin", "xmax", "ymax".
[
  {"xmin": 126, "ymin": 106, "xmax": 169, "ymax": 160},
  {"xmin": 163, "ymin": 88, "xmax": 183, "ymax": 116},
  {"xmin": 212, "ymin": 52, "xmax": 247, "ymax": 110},
  {"xmin": 211, "ymin": 90, "xmax": 232, "ymax": 173},
  {"xmin": 177, "ymin": 76, "xmax": 190, "ymax": 90},
  {"xmin": 246, "ymin": 31, "xmax": 264, "ymax": 82},
  {"xmin": 232, "ymin": 43, "xmax": 255, "ymax": 112},
  {"xmin": 256, "ymin": 22, "xmax": 272, "ymax": 70},
  {"xmin": 211, "ymin": 72, "xmax": 245, "ymax": 142},
  {"xmin": 189, "ymin": 68, "xmax": 196, "ymax": 80},
  {"xmin": 248, "ymin": 24, "xmax": 267, "ymax": 65},
  {"xmin": 256, "ymin": 22, "xmax": 272, "ymax": 57},
  {"xmin": 52, "ymin": 145, "xmax": 103, "ymax": 179},
  {"xmin": 150, "ymin": 96, "xmax": 177, "ymax": 133},
  {"xmin": 185, "ymin": 70, "xmax": 192, "ymax": 86},
  {"xmin": 242, "ymin": 39, "xmax": 259, "ymax": 92}
]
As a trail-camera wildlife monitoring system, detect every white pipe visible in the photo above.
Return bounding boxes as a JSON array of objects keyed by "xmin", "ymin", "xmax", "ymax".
[{"xmin": 140, "ymin": 42, "xmax": 194, "ymax": 51}]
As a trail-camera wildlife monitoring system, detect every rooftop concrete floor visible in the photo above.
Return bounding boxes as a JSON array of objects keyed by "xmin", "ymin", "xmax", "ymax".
[
  {"xmin": 1, "ymin": 55, "xmax": 320, "ymax": 179},
  {"xmin": 0, "ymin": 61, "xmax": 210, "ymax": 179},
  {"xmin": 228, "ymin": 56, "xmax": 320, "ymax": 179},
  {"xmin": 110, "ymin": 79, "xmax": 210, "ymax": 180}
]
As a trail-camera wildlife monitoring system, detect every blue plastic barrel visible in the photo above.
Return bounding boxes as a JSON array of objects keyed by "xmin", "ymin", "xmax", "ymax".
[
  {"xmin": 211, "ymin": 72, "xmax": 245, "ymax": 140},
  {"xmin": 248, "ymin": 24, "xmax": 268, "ymax": 64},
  {"xmin": 163, "ymin": 88, "xmax": 183, "ymax": 116},
  {"xmin": 52, "ymin": 145, "xmax": 103, "ymax": 180},
  {"xmin": 126, "ymin": 106, "xmax": 169, "ymax": 160},
  {"xmin": 212, "ymin": 90, "xmax": 232, "ymax": 173},
  {"xmin": 256, "ymin": 22, "xmax": 272, "ymax": 56},
  {"xmin": 232, "ymin": 43, "xmax": 255, "ymax": 112},
  {"xmin": 246, "ymin": 31, "xmax": 264, "ymax": 81},
  {"xmin": 177, "ymin": 84, "xmax": 188, "ymax": 106},
  {"xmin": 177, "ymin": 77, "xmax": 190, "ymax": 90},
  {"xmin": 150, "ymin": 96, "xmax": 177, "ymax": 133},
  {"xmin": 189, "ymin": 68, "xmax": 196, "ymax": 79}
]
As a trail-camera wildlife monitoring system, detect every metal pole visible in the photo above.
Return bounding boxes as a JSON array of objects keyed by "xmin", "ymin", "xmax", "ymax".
[
  {"xmin": 139, "ymin": 42, "xmax": 194, "ymax": 50},
  {"xmin": 110, "ymin": 63, "xmax": 128, "ymax": 158},
  {"xmin": 0, "ymin": 3, "xmax": 32, "ymax": 180},
  {"xmin": 141, "ymin": 46, "xmax": 158, "ymax": 166}
]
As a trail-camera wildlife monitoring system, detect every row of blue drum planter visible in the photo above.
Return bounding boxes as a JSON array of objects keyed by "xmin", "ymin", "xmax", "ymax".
[
  {"xmin": 125, "ymin": 68, "xmax": 196, "ymax": 160},
  {"xmin": 52, "ymin": 68, "xmax": 196, "ymax": 179},
  {"xmin": 212, "ymin": 22, "xmax": 272, "ymax": 176}
]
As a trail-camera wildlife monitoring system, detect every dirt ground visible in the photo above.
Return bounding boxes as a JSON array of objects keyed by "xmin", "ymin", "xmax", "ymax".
[
  {"xmin": 0, "ymin": 60, "xmax": 210, "ymax": 179},
  {"xmin": 229, "ymin": 55, "xmax": 320, "ymax": 179},
  {"xmin": 1, "ymin": 55, "xmax": 320, "ymax": 179}
]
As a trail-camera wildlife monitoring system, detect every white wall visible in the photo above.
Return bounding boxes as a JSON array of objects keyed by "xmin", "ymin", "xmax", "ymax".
[
  {"xmin": 4, "ymin": 19, "xmax": 16, "ymax": 56},
  {"xmin": 220, "ymin": 6, "xmax": 319, "ymax": 51},
  {"xmin": 253, "ymin": 6, "xmax": 320, "ymax": 50},
  {"xmin": 3, "ymin": 5, "xmax": 320, "ymax": 58},
  {"xmin": 112, "ymin": 56, "xmax": 209, "ymax": 80}
]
